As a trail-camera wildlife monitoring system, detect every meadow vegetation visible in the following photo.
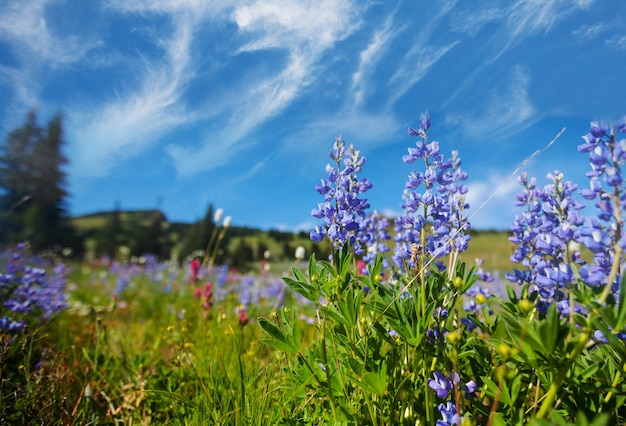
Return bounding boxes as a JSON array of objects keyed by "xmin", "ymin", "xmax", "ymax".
[{"xmin": 1, "ymin": 114, "xmax": 625, "ymax": 425}]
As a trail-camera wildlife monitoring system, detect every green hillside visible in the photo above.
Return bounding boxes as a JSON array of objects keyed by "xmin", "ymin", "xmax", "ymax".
[
  {"xmin": 70, "ymin": 210, "xmax": 514, "ymax": 272},
  {"xmin": 71, "ymin": 209, "xmax": 168, "ymax": 232}
]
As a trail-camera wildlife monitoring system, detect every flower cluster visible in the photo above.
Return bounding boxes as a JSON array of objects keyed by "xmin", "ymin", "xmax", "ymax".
[
  {"xmin": 310, "ymin": 136, "xmax": 372, "ymax": 254},
  {"xmin": 576, "ymin": 119, "xmax": 626, "ymax": 288},
  {"xmin": 428, "ymin": 371, "xmax": 476, "ymax": 425},
  {"xmin": 393, "ymin": 113, "xmax": 471, "ymax": 269},
  {"xmin": 0, "ymin": 244, "xmax": 67, "ymax": 332},
  {"xmin": 361, "ymin": 210, "xmax": 391, "ymax": 268},
  {"xmin": 506, "ymin": 171, "xmax": 585, "ymax": 313}
]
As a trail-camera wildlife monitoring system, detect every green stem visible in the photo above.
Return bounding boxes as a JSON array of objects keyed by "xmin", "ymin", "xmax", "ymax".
[
  {"xmin": 236, "ymin": 328, "xmax": 246, "ymax": 421},
  {"xmin": 537, "ymin": 244, "xmax": 623, "ymax": 419},
  {"xmin": 320, "ymin": 313, "xmax": 339, "ymax": 421}
]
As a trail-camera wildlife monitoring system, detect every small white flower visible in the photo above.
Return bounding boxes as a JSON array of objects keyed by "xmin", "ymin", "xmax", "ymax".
[
  {"xmin": 214, "ymin": 208, "xmax": 224, "ymax": 223},
  {"xmin": 295, "ymin": 246, "xmax": 306, "ymax": 260}
]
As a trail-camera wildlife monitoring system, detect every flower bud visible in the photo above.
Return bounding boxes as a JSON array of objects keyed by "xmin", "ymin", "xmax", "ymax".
[
  {"xmin": 452, "ymin": 276, "xmax": 464, "ymax": 289},
  {"xmin": 496, "ymin": 343, "xmax": 511, "ymax": 359},
  {"xmin": 446, "ymin": 330, "xmax": 460, "ymax": 344},
  {"xmin": 475, "ymin": 293, "xmax": 486, "ymax": 305},
  {"xmin": 518, "ymin": 299, "xmax": 533, "ymax": 313}
]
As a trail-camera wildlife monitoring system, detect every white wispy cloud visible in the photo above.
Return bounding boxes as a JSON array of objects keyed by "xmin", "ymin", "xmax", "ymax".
[
  {"xmin": 233, "ymin": 0, "xmax": 357, "ymax": 52},
  {"xmin": 445, "ymin": 66, "xmax": 536, "ymax": 139},
  {"xmin": 605, "ymin": 34, "xmax": 626, "ymax": 50},
  {"xmin": 444, "ymin": 0, "xmax": 597, "ymax": 114},
  {"xmin": 450, "ymin": 7, "xmax": 501, "ymax": 37},
  {"xmin": 0, "ymin": 0, "xmax": 103, "ymax": 127},
  {"xmin": 387, "ymin": 1, "xmax": 459, "ymax": 105},
  {"xmin": 465, "ymin": 174, "xmax": 521, "ymax": 229},
  {"xmin": 350, "ymin": 14, "xmax": 402, "ymax": 107},
  {"xmin": 68, "ymin": 18, "xmax": 194, "ymax": 176},
  {"xmin": 0, "ymin": 0, "xmax": 101, "ymax": 67},
  {"xmin": 572, "ymin": 24, "xmax": 604, "ymax": 40},
  {"xmin": 168, "ymin": 0, "xmax": 363, "ymax": 175}
]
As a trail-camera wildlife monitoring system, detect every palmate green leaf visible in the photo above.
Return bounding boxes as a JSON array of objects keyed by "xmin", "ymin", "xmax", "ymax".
[
  {"xmin": 292, "ymin": 266, "xmax": 308, "ymax": 284},
  {"xmin": 334, "ymin": 242, "xmax": 353, "ymax": 277},
  {"xmin": 351, "ymin": 364, "xmax": 387, "ymax": 396},
  {"xmin": 509, "ymin": 373, "xmax": 522, "ymax": 403},
  {"xmin": 578, "ymin": 361, "xmax": 601, "ymax": 380},
  {"xmin": 336, "ymin": 288, "xmax": 362, "ymax": 328},
  {"xmin": 361, "ymin": 371, "xmax": 387, "ymax": 396},
  {"xmin": 308, "ymin": 253, "xmax": 318, "ymax": 282}
]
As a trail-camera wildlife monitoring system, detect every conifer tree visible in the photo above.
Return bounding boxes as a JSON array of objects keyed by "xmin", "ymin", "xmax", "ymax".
[{"xmin": 0, "ymin": 110, "xmax": 74, "ymax": 251}]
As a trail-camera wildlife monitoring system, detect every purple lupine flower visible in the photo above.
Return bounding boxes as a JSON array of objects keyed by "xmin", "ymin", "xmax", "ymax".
[
  {"xmin": 0, "ymin": 244, "xmax": 67, "ymax": 332},
  {"xmin": 361, "ymin": 210, "xmax": 391, "ymax": 268},
  {"xmin": 574, "ymin": 118, "xmax": 626, "ymax": 294},
  {"xmin": 462, "ymin": 380, "xmax": 477, "ymax": 398},
  {"xmin": 310, "ymin": 136, "xmax": 373, "ymax": 255},
  {"xmin": 214, "ymin": 264, "xmax": 229, "ymax": 302},
  {"xmin": 507, "ymin": 171, "xmax": 585, "ymax": 312},
  {"xmin": 394, "ymin": 114, "xmax": 471, "ymax": 270},
  {"xmin": 428, "ymin": 371, "xmax": 457, "ymax": 399},
  {"xmin": 436, "ymin": 401, "xmax": 459, "ymax": 426},
  {"xmin": 238, "ymin": 275, "xmax": 255, "ymax": 311}
]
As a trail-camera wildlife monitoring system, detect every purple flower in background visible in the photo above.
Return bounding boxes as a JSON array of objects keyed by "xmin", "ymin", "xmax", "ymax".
[
  {"xmin": 0, "ymin": 244, "xmax": 67, "ymax": 332},
  {"xmin": 436, "ymin": 401, "xmax": 459, "ymax": 426},
  {"xmin": 428, "ymin": 371, "xmax": 458, "ymax": 399},
  {"xmin": 462, "ymin": 380, "xmax": 477, "ymax": 398},
  {"xmin": 361, "ymin": 210, "xmax": 391, "ymax": 268}
]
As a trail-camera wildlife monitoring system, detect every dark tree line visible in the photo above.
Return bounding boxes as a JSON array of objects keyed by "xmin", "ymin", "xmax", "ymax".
[{"xmin": 0, "ymin": 111, "xmax": 77, "ymax": 252}]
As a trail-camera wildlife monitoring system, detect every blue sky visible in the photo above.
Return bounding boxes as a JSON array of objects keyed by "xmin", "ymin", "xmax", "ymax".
[{"xmin": 0, "ymin": 0, "xmax": 625, "ymax": 232}]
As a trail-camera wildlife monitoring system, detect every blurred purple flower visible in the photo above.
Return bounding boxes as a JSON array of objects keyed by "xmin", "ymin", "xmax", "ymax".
[{"xmin": 436, "ymin": 401, "xmax": 459, "ymax": 426}]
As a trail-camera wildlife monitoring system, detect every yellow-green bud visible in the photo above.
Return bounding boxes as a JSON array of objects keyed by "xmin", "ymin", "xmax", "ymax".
[
  {"xmin": 446, "ymin": 330, "xmax": 460, "ymax": 344},
  {"xmin": 452, "ymin": 276, "xmax": 464, "ymax": 289},
  {"xmin": 475, "ymin": 293, "xmax": 487, "ymax": 305},
  {"xmin": 496, "ymin": 343, "xmax": 511, "ymax": 359},
  {"xmin": 518, "ymin": 299, "xmax": 533, "ymax": 313}
]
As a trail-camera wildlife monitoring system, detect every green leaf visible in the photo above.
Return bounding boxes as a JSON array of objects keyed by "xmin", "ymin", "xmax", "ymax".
[
  {"xmin": 541, "ymin": 306, "xmax": 559, "ymax": 353},
  {"xmin": 579, "ymin": 362, "xmax": 600, "ymax": 380},
  {"xmin": 258, "ymin": 317, "xmax": 300, "ymax": 353},
  {"xmin": 362, "ymin": 371, "xmax": 387, "ymax": 396},
  {"xmin": 282, "ymin": 276, "xmax": 317, "ymax": 302},
  {"xmin": 509, "ymin": 374, "xmax": 521, "ymax": 403},
  {"xmin": 481, "ymin": 376, "xmax": 511, "ymax": 406},
  {"xmin": 616, "ymin": 272, "xmax": 626, "ymax": 330},
  {"xmin": 319, "ymin": 305, "xmax": 351, "ymax": 327},
  {"xmin": 308, "ymin": 253, "xmax": 318, "ymax": 282},
  {"xmin": 506, "ymin": 284, "xmax": 518, "ymax": 304},
  {"xmin": 258, "ymin": 317, "xmax": 287, "ymax": 342}
]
